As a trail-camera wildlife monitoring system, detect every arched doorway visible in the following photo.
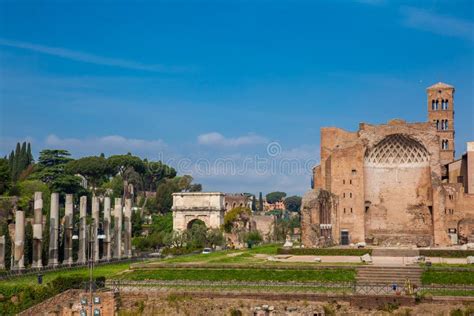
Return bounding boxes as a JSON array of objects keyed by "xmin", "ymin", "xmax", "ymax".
[{"xmin": 187, "ymin": 218, "xmax": 207, "ymax": 230}]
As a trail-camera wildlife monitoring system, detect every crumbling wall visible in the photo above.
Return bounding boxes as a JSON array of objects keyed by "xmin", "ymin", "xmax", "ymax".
[{"xmin": 301, "ymin": 189, "xmax": 335, "ymax": 248}]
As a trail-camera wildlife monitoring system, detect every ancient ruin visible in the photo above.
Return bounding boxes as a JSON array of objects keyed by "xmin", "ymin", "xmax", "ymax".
[
  {"xmin": 32, "ymin": 192, "xmax": 43, "ymax": 268},
  {"xmin": 303, "ymin": 82, "xmax": 474, "ymax": 247},
  {"xmin": 63, "ymin": 194, "xmax": 73, "ymax": 265},
  {"xmin": 172, "ymin": 192, "xmax": 226, "ymax": 231},
  {"xmin": 48, "ymin": 193, "xmax": 59, "ymax": 267}
]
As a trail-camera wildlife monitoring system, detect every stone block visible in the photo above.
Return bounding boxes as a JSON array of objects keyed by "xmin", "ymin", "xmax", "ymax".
[{"xmin": 360, "ymin": 253, "xmax": 372, "ymax": 263}]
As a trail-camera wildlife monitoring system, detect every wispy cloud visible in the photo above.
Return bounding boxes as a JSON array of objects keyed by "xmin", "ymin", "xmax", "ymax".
[
  {"xmin": 197, "ymin": 132, "xmax": 268, "ymax": 147},
  {"xmin": 400, "ymin": 7, "xmax": 474, "ymax": 42},
  {"xmin": 0, "ymin": 38, "xmax": 188, "ymax": 73},
  {"xmin": 45, "ymin": 134, "xmax": 168, "ymax": 157}
]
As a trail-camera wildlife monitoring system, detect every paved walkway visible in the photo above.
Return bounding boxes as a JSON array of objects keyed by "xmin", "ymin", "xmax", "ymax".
[{"xmin": 271, "ymin": 255, "xmax": 467, "ymax": 266}]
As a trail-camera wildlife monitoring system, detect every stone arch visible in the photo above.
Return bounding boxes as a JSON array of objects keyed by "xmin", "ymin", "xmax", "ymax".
[
  {"xmin": 364, "ymin": 134, "xmax": 433, "ymax": 246},
  {"xmin": 187, "ymin": 218, "xmax": 207, "ymax": 230}
]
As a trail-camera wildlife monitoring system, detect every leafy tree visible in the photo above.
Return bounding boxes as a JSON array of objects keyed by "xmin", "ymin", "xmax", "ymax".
[
  {"xmin": 266, "ymin": 191, "xmax": 287, "ymax": 204},
  {"xmin": 151, "ymin": 213, "xmax": 173, "ymax": 235},
  {"xmin": 155, "ymin": 179, "xmax": 179, "ymax": 214},
  {"xmin": 224, "ymin": 206, "xmax": 252, "ymax": 233},
  {"xmin": 206, "ymin": 228, "xmax": 225, "ymax": 248},
  {"xmin": 17, "ymin": 180, "xmax": 51, "ymax": 216},
  {"xmin": 284, "ymin": 195, "xmax": 302, "ymax": 212},
  {"xmin": 34, "ymin": 149, "xmax": 73, "ymax": 185},
  {"xmin": 164, "ymin": 231, "xmax": 187, "ymax": 249},
  {"xmin": 189, "ymin": 183, "xmax": 202, "ymax": 192},
  {"xmin": 65, "ymin": 156, "xmax": 111, "ymax": 190},
  {"xmin": 143, "ymin": 161, "xmax": 176, "ymax": 191},
  {"xmin": 24, "ymin": 222, "xmax": 33, "ymax": 267},
  {"xmin": 241, "ymin": 230, "xmax": 263, "ymax": 247},
  {"xmin": 0, "ymin": 158, "xmax": 11, "ymax": 194},
  {"xmin": 101, "ymin": 175, "xmax": 124, "ymax": 198},
  {"xmin": 51, "ymin": 174, "xmax": 85, "ymax": 195},
  {"xmin": 185, "ymin": 220, "xmax": 207, "ymax": 249},
  {"xmin": 37, "ymin": 149, "xmax": 72, "ymax": 168},
  {"xmin": 131, "ymin": 210, "xmax": 143, "ymax": 237},
  {"xmin": 107, "ymin": 154, "xmax": 146, "ymax": 176}
]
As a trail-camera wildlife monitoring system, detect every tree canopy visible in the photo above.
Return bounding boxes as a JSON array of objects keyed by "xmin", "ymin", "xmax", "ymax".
[
  {"xmin": 65, "ymin": 156, "xmax": 111, "ymax": 188},
  {"xmin": 107, "ymin": 154, "xmax": 146, "ymax": 176},
  {"xmin": 266, "ymin": 191, "xmax": 287, "ymax": 204},
  {"xmin": 284, "ymin": 195, "xmax": 302, "ymax": 212}
]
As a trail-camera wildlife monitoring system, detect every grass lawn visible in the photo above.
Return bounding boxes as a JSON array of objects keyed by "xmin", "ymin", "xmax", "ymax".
[
  {"xmin": 156, "ymin": 244, "xmax": 281, "ymax": 265},
  {"xmin": 422, "ymin": 270, "xmax": 474, "ymax": 285},
  {"xmin": 420, "ymin": 289, "xmax": 474, "ymax": 297},
  {"xmin": 117, "ymin": 268, "xmax": 356, "ymax": 283},
  {"xmin": 0, "ymin": 262, "xmax": 132, "ymax": 287}
]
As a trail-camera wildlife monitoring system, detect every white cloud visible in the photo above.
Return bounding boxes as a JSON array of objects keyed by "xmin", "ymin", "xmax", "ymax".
[
  {"xmin": 0, "ymin": 38, "xmax": 188, "ymax": 73},
  {"xmin": 45, "ymin": 134, "xmax": 168, "ymax": 157},
  {"xmin": 400, "ymin": 7, "xmax": 474, "ymax": 42},
  {"xmin": 197, "ymin": 132, "xmax": 268, "ymax": 147}
]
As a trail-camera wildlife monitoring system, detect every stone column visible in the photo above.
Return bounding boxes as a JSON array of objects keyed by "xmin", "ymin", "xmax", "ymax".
[
  {"xmin": 63, "ymin": 194, "xmax": 73, "ymax": 265},
  {"xmin": 113, "ymin": 198, "xmax": 122, "ymax": 259},
  {"xmin": 32, "ymin": 192, "xmax": 43, "ymax": 268},
  {"xmin": 123, "ymin": 199, "xmax": 132, "ymax": 258},
  {"xmin": 104, "ymin": 197, "xmax": 111, "ymax": 261},
  {"xmin": 92, "ymin": 196, "xmax": 100, "ymax": 262},
  {"xmin": 78, "ymin": 196, "xmax": 87, "ymax": 264},
  {"xmin": 0, "ymin": 235, "xmax": 5, "ymax": 270},
  {"xmin": 14, "ymin": 209, "xmax": 25, "ymax": 270},
  {"xmin": 48, "ymin": 193, "xmax": 59, "ymax": 267}
]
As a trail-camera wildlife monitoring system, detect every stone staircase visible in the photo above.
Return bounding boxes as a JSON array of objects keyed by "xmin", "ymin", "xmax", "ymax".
[{"xmin": 356, "ymin": 266, "xmax": 423, "ymax": 286}]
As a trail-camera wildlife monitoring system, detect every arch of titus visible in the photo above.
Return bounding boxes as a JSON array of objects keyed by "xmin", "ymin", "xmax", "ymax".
[{"xmin": 172, "ymin": 192, "xmax": 226, "ymax": 231}]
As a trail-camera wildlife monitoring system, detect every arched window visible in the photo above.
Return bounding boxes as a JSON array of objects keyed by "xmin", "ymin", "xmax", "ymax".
[
  {"xmin": 442, "ymin": 140, "xmax": 449, "ymax": 150},
  {"xmin": 435, "ymin": 100, "xmax": 439, "ymax": 110},
  {"xmin": 349, "ymin": 193, "xmax": 352, "ymax": 198},
  {"xmin": 442, "ymin": 100, "xmax": 449, "ymax": 110},
  {"xmin": 435, "ymin": 120, "xmax": 440, "ymax": 130},
  {"xmin": 445, "ymin": 120, "xmax": 449, "ymax": 130},
  {"xmin": 343, "ymin": 193, "xmax": 346, "ymax": 198},
  {"xmin": 432, "ymin": 100, "xmax": 436, "ymax": 110}
]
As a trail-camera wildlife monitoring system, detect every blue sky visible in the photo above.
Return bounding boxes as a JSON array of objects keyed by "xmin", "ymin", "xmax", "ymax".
[{"xmin": 0, "ymin": 0, "xmax": 473, "ymax": 195}]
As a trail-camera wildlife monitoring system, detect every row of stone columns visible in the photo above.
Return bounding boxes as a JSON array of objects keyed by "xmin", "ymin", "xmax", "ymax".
[{"xmin": 4, "ymin": 192, "xmax": 133, "ymax": 270}]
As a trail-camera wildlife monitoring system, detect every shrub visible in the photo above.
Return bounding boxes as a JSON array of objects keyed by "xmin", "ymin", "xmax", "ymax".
[
  {"xmin": 277, "ymin": 248, "xmax": 372, "ymax": 256},
  {"xmin": 419, "ymin": 250, "xmax": 474, "ymax": 258}
]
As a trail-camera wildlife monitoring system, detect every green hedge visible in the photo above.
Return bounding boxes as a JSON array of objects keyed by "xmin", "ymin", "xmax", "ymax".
[
  {"xmin": 419, "ymin": 250, "xmax": 474, "ymax": 258},
  {"xmin": 0, "ymin": 275, "xmax": 105, "ymax": 315},
  {"xmin": 277, "ymin": 248, "xmax": 372, "ymax": 256}
]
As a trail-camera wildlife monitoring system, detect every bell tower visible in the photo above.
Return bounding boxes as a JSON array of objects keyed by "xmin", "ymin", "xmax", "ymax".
[{"xmin": 427, "ymin": 82, "xmax": 455, "ymax": 165}]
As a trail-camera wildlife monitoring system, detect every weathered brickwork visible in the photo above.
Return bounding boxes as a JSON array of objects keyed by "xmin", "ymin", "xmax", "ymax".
[{"xmin": 303, "ymin": 83, "xmax": 474, "ymax": 247}]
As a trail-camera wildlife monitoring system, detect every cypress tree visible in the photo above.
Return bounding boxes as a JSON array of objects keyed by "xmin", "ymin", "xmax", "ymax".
[
  {"xmin": 12, "ymin": 143, "xmax": 21, "ymax": 180},
  {"xmin": 19, "ymin": 142, "xmax": 28, "ymax": 177},
  {"xmin": 27, "ymin": 143, "xmax": 33, "ymax": 164},
  {"xmin": 259, "ymin": 192, "xmax": 263, "ymax": 213}
]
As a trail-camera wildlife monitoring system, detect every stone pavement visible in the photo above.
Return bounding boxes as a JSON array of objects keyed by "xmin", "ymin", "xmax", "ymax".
[{"xmin": 272, "ymin": 255, "xmax": 467, "ymax": 266}]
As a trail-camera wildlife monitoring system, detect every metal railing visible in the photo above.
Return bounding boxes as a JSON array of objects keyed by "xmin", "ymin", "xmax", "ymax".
[{"xmin": 0, "ymin": 255, "xmax": 151, "ymax": 281}]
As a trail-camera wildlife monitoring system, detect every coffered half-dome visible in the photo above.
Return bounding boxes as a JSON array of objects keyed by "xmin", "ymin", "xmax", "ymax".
[{"xmin": 365, "ymin": 134, "xmax": 430, "ymax": 168}]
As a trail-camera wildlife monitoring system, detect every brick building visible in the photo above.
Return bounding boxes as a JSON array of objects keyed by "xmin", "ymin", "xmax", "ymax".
[{"xmin": 302, "ymin": 82, "xmax": 474, "ymax": 247}]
